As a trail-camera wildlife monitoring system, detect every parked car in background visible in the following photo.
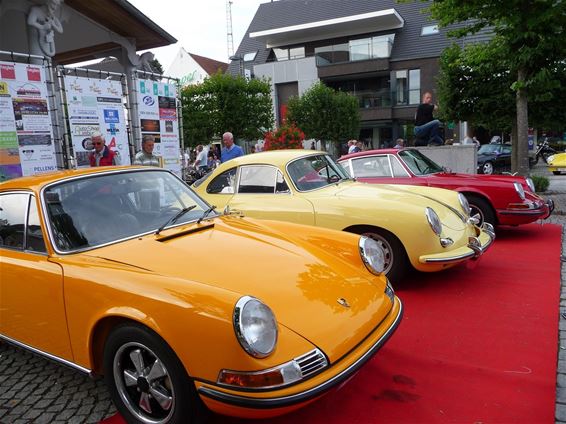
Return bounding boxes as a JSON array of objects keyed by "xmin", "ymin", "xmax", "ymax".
[
  {"xmin": 338, "ymin": 148, "xmax": 553, "ymax": 227},
  {"xmin": 477, "ymin": 142, "xmax": 512, "ymax": 174},
  {"xmin": 0, "ymin": 167, "xmax": 403, "ymax": 423},
  {"xmin": 193, "ymin": 150, "xmax": 494, "ymax": 283},
  {"xmin": 547, "ymin": 152, "xmax": 566, "ymax": 175}
]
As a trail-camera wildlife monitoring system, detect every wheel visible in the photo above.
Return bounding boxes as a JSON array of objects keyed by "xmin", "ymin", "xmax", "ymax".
[
  {"xmin": 352, "ymin": 228, "xmax": 409, "ymax": 283},
  {"xmin": 466, "ymin": 195, "xmax": 496, "ymax": 227},
  {"xmin": 481, "ymin": 161, "xmax": 494, "ymax": 175},
  {"xmin": 103, "ymin": 323, "xmax": 207, "ymax": 424}
]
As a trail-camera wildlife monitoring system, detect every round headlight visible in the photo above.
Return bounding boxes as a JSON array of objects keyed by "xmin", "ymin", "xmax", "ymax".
[
  {"xmin": 458, "ymin": 193, "xmax": 470, "ymax": 216},
  {"xmin": 513, "ymin": 182, "xmax": 525, "ymax": 200},
  {"xmin": 525, "ymin": 178, "xmax": 535, "ymax": 193},
  {"xmin": 547, "ymin": 155, "xmax": 555, "ymax": 164},
  {"xmin": 359, "ymin": 236, "xmax": 386, "ymax": 275},
  {"xmin": 425, "ymin": 207, "xmax": 442, "ymax": 236},
  {"xmin": 234, "ymin": 296, "xmax": 278, "ymax": 358}
]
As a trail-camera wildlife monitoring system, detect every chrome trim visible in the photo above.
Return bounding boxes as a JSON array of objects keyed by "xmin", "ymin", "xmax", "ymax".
[
  {"xmin": 481, "ymin": 222, "xmax": 496, "ymax": 240},
  {"xmin": 468, "ymin": 236, "xmax": 482, "ymax": 258},
  {"xmin": 359, "ymin": 236, "xmax": 384, "ymax": 275},
  {"xmin": 199, "ymin": 300, "xmax": 403, "ymax": 409},
  {"xmin": 233, "ymin": 296, "xmax": 278, "ymax": 359},
  {"xmin": 440, "ymin": 237, "xmax": 454, "ymax": 248},
  {"xmin": 424, "ymin": 251, "xmax": 475, "ymax": 263},
  {"xmin": 0, "ymin": 333, "xmax": 91, "ymax": 374}
]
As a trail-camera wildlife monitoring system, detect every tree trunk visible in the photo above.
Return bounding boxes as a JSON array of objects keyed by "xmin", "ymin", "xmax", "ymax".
[
  {"xmin": 511, "ymin": 120, "xmax": 518, "ymax": 171},
  {"xmin": 515, "ymin": 68, "xmax": 530, "ymax": 176}
]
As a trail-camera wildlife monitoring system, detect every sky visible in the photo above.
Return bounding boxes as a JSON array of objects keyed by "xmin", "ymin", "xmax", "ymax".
[{"xmin": 128, "ymin": 0, "xmax": 268, "ymax": 73}]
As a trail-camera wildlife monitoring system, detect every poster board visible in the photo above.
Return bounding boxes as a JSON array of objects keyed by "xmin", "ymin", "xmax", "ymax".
[
  {"xmin": 0, "ymin": 61, "xmax": 57, "ymax": 180},
  {"xmin": 63, "ymin": 75, "xmax": 130, "ymax": 168},
  {"xmin": 137, "ymin": 79, "xmax": 181, "ymax": 176}
]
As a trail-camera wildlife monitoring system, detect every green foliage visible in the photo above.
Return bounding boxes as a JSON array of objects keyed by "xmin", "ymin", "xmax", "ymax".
[
  {"xmin": 181, "ymin": 72, "xmax": 274, "ymax": 147},
  {"xmin": 149, "ymin": 59, "xmax": 164, "ymax": 75},
  {"xmin": 531, "ymin": 175, "xmax": 549, "ymax": 193},
  {"xmin": 286, "ymin": 82, "xmax": 360, "ymax": 150}
]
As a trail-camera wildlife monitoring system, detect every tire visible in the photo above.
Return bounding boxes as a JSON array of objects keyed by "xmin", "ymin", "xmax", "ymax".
[
  {"xmin": 103, "ymin": 323, "xmax": 207, "ymax": 424},
  {"xmin": 481, "ymin": 161, "xmax": 494, "ymax": 175},
  {"xmin": 553, "ymin": 171, "xmax": 561, "ymax": 175},
  {"xmin": 350, "ymin": 227, "xmax": 409, "ymax": 283},
  {"xmin": 466, "ymin": 195, "xmax": 496, "ymax": 227}
]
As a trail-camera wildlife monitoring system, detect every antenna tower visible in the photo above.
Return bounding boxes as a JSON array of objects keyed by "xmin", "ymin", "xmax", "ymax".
[{"xmin": 226, "ymin": 0, "xmax": 234, "ymax": 59}]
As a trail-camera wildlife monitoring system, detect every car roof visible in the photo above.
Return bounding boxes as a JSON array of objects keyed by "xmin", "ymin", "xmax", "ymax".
[
  {"xmin": 219, "ymin": 149, "xmax": 326, "ymax": 168},
  {"xmin": 0, "ymin": 166, "xmax": 150, "ymax": 192},
  {"xmin": 339, "ymin": 148, "xmax": 404, "ymax": 161}
]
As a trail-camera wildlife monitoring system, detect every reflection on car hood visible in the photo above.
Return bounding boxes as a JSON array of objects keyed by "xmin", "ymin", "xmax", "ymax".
[{"xmin": 83, "ymin": 216, "xmax": 393, "ymax": 362}]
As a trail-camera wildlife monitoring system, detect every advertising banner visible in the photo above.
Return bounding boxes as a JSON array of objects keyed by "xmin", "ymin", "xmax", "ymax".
[
  {"xmin": 137, "ymin": 79, "xmax": 181, "ymax": 176},
  {"xmin": 63, "ymin": 75, "xmax": 130, "ymax": 167},
  {"xmin": 0, "ymin": 61, "xmax": 57, "ymax": 180}
]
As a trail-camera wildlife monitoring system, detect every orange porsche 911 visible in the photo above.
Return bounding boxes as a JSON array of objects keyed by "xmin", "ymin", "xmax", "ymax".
[{"xmin": 0, "ymin": 167, "xmax": 402, "ymax": 423}]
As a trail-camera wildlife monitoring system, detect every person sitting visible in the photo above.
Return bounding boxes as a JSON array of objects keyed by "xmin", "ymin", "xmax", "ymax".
[{"xmin": 414, "ymin": 92, "xmax": 444, "ymax": 146}]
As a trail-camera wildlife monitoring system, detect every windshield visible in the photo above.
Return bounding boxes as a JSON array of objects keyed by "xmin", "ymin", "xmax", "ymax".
[
  {"xmin": 44, "ymin": 169, "xmax": 214, "ymax": 252},
  {"xmin": 287, "ymin": 154, "xmax": 350, "ymax": 191},
  {"xmin": 478, "ymin": 144, "xmax": 503, "ymax": 154},
  {"xmin": 398, "ymin": 149, "xmax": 443, "ymax": 175}
]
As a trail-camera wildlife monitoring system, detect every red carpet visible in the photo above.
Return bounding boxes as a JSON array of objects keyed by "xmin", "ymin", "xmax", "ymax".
[{"xmin": 102, "ymin": 223, "xmax": 562, "ymax": 424}]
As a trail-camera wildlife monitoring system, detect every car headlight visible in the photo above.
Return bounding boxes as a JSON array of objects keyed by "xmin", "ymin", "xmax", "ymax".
[
  {"xmin": 458, "ymin": 193, "xmax": 470, "ymax": 216},
  {"xmin": 234, "ymin": 296, "xmax": 278, "ymax": 358},
  {"xmin": 513, "ymin": 182, "xmax": 525, "ymax": 200},
  {"xmin": 525, "ymin": 177, "xmax": 535, "ymax": 193},
  {"xmin": 359, "ymin": 236, "xmax": 386, "ymax": 275},
  {"xmin": 425, "ymin": 207, "xmax": 442, "ymax": 236},
  {"xmin": 547, "ymin": 155, "xmax": 555, "ymax": 164}
]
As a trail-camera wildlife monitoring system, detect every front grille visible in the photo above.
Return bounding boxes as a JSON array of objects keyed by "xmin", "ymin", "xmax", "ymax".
[{"xmin": 295, "ymin": 349, "xmax": 328, "ymax": 378}]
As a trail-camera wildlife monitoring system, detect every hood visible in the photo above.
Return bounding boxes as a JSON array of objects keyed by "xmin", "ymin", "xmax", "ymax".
[
  {"xmin": 327, "ymin": 181, "xmax": 467, "ymax": 230},
  {"xmin": 81, "ymin": 216, "xmax": 393, "ymax": 362}
]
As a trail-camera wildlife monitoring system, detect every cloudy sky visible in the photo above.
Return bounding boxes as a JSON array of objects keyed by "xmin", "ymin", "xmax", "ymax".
[{"xmin": 128, "ymin": 0, "xmax": 268, "ymax": 72}]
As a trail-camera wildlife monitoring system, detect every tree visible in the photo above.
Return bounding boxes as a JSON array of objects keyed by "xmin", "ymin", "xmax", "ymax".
[
  {"xmin": 181, "ymin": 72, "xmax": 274, "ymax": 147},
  {"xmin": 149, "ymin": 58, "xmax": 164, "ymax": 76},
  {"xmin": 422, "ymin": 0, "xmax": 566, "ymax": 175},
  {"xmin": 286, "ymin": 82, "xmax": 360, "ymax": 152}
]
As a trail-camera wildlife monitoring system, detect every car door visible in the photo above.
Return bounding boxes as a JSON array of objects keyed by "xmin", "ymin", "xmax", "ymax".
[
  {"xmin": 227, "ymin": 165, "xmax": 315, "ymax": 226},
  {"xmin": 0, "ymin": 192, "xmax": 72, "ymax": 360}
]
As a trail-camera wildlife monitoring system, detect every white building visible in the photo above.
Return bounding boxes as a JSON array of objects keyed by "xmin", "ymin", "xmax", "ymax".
[{"xmin": 166, "ymin": 48, "xmax": 228, "ymax": 87}]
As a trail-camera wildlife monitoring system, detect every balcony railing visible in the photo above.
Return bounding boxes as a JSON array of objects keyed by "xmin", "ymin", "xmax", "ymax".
[
  {"xmin": 315, "ymin": 39, "xmax": 394, "ymax": 66},
  {"xmin": 353, "ymin": 90, "xmax": 392, "ymax": 108}
]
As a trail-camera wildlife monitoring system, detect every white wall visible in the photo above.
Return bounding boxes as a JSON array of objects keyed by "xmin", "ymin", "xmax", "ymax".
[
  {"xmin": 415, "ymin": 144, "xmax": 478, "ymax": 174},
  {"xmin": 166, "ymin": 48, "xmax": 209, "ymax": 87}
]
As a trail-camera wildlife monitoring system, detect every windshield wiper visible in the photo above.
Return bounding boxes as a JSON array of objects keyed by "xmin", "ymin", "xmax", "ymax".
[
  {"xmin": 155, "ymin": 205, "xmax": 197, "ymax": 235},
  {"xmin": 197, "ymin": 205, "xmax": 217, "ymax": 224}
]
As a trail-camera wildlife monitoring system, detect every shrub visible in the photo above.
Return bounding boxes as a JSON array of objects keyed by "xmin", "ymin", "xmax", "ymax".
[
  {"xmin": 263, "ymin": 123, "xmax": 305, "ymax": 151},
  {"xmin": 531, "ymin": 175, "xmax": 549, "ymax": 192}
]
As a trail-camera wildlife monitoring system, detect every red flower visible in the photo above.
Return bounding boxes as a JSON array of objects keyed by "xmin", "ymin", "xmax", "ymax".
[{"xmin": 263, "ymin": 123, "xmax": 306, "ymax": 151}]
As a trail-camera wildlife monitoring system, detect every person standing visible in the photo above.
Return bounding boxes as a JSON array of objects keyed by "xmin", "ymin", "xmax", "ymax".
[
  {"xmin": 394, "ymin": 138, "xmax": 404, "ymax": 149},
  {"xmin": 414, "ymin": 92, "xmax": 443, "ymax": 146},
  {"xmin": 347, "ymin": 140, "xmax": 357, "ymax": 154},
  {"xmin": 89, "ymin": 132, "xmax": 120, "ymax": 167},
  {"xmin": 221, "ymin": 132, "xmax": 244, "ymax": 163},
  {"xmin": 133, "ymin": 135, "xmax": 160, "ymax": 166},
  {"xmin": 193, "ymin": 145, "xmax": 208, "ymax": 170}
]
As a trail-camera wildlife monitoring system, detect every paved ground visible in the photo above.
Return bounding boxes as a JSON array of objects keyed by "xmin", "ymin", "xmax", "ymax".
[{"xmin": 0, "ymin": 164, "xmax": 565, "ymax": 424}]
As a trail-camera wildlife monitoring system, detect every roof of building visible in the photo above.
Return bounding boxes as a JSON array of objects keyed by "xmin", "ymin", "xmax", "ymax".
[
  {"xmin": 229, "ymin": 0, "xmax": 489, "ymax": 74},
  {"xmin": 188, "ymin": 53, "xmax": 228, "ymax": 76}
]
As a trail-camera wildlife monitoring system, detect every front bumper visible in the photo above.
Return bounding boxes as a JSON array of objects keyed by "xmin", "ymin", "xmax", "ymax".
[
  {"xmin": 196, "ymin": 297, "xmax": 403, "ymax": 413},
  {"xmin": 497, "ymin": 198, "xmax": 554, "ymax": 225},
  {"xmin": 419, "ymin": 222, "xmax": 495, "ymax": 264}
]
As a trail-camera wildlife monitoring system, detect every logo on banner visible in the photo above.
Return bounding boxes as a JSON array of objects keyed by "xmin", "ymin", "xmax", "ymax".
[
  {"xmin": 143, "ymin": 95, "xmax": 155, "ymax": 106},
  {"xmin": 0, "ymin": 82, "xmax": 8, "ymax": 95},
  {"xmin": 16, "ymin": 83, "xmax": 41, "ymax": 96},
  {"xmin": 106, "ymin": 85, "xmax": 120, "ymax": 96},
  {"xmin": 22, "ymin": 149, "xmax": 34, "ymax": 159},
  {"xmin": 153, "ymin": 83, "xmax": 158, "ymax": 95},
  {"xmin": 104, "ymin": 109, "xmax": 120, "ymax": 123},
  {"xmin": 107, "ymin": 124, "xmax": 120, "ymax": 136},
  {"xmin": 159, "ymin": 108, "xmax": 177, "ymax": 120},
  {"xmin": 70, "ymin": 82, "xmax": 83, "ymax": 93},
  {"xmin": 27, "ymin": 66, "xmax": 41, "ymax": 82},
  {"xmin": 0, "ymin": 64, "xmax": 16, "ymax": 79},
  {"xmin": 89, "ymin": 82, "xmax": 102, "ymax": 94},
  {"xmin": 164, "ymin": 85, "xmax": 169, "ymax": 96},
  {"xmin": 140, "ymin": 81, "xmax": 146, "ymax": 94}
]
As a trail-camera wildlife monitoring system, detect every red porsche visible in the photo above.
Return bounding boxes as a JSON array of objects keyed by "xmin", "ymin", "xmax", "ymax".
[{"xmin": 338, "ymin": 148, "xmax": 554, "ymax": 227}]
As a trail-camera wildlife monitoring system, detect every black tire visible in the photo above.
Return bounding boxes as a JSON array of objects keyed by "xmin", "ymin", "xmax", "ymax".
[
  {"xmin": 103, "ymin": 323, "xmax": 207, "ymax": 424},
  {"xmin": 349, "ymin": 227, "xmax": 409, "ymax": 283},
  {"xmin": 481, "ymin": 161, "xmax": 494, "ymax": 175},
  {"xmin": 553, "ymin": 171, "xmax": 561, "ymax": 175},
  {"xmin": 466, "ymin": 195, "xmax": 496, "ymax": 227}
]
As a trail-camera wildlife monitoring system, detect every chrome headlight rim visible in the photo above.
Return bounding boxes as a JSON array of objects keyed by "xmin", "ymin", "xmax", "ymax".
[
  {"xmin": 425, "ymin": 207, "xmax": 442, "ymax": 236},
  {"xmin": 547, "ymin": 154, "xmax": 555, "ymax": 164},
  {"xmin": 458, "ymin": 193, "xmax": 471, "ymax": 216},
  {"xmin": 234, "ymin": 296, "xmax": 278, "ymax": 359},
  {"xmin": 525, "ymin": 177, "xmax": 535, "ymax": 193},
  {"xmin": 513, "ymin": 182, "xmax": 526, "ymax": 200},
  {"xmin": 359, "ymin": 235, "xmax": 386, "ymax": 275}
]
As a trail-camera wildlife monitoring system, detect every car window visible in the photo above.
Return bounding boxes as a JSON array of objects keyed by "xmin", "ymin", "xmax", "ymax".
[
  {"xmin": 287, "ymin": 155, "xmax": 349, "ymax": 191},
  {"xmin": 390, "ymin": 156, "xmax": 410, "ymax": 177},
  {"xmin": 238, "ymin": 166, "xmax": 278, "ymax": 193},
  {"xmin": 0, "ymin": 193, "xmax": 28, "ymax": 250},
  {"xmin": 351, "ymin": 156, "xmax": 392, "ymax": 177},
  {"xmin": 26, "ymin": 197, "xmax": 47, "ymax": 253},
  {"xmin": 207, "ymin": 168, "xmax": 236, "ymax": 194},
  {"xmin": 275, "ymin": 171, "xmax": 290, "ymax": 193},
  {"xmin": 398, "ymin": 149, "xmax": 443, "ymax": 175},
  {"xmin": 502, "ymin": 145, "xmax": 512, "ymax": 154}
]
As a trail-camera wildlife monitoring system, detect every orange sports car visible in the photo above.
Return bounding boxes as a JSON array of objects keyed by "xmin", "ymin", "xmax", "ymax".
[{"xmin": 0, "ymin": 167, "xmax": 402, "ymax": 423}]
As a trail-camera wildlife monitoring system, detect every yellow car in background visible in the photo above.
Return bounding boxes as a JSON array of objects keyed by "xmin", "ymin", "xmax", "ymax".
[
  {"xmin": 547, "ymin": 152, "xmax": 566, "ymax": 175},
  {"xmin": 194, "ymin": 150, "xmax": 495, "ymax": 282},
  {"xmin": 0, "ymin": 167, "xmax": 402, "ymax": 423}
]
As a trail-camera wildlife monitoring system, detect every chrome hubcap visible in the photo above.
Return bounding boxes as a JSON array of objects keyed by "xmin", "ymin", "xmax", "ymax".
[
  {"xmin": 483, "ymin": 163, "xmax": 493, "ymax": 174},
  {"xmin": 364, "ymin": 233, "xmax": 393, "ymax": 275},
  {"xmin": 114, "ymin": 343, "xmax": 174, "ymax": 424}
]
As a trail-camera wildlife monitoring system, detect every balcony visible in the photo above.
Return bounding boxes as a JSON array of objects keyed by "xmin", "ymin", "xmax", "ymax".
[{"xmin": 315, "ymin": 38, "xmax": 394, "ymax": 67}]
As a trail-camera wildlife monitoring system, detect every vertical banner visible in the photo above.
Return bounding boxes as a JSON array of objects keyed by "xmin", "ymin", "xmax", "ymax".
[
  {"xmin": 63, "ymin": 75, "xmax": 130, "ymax": 168},
  {"xmin": 137, "ymin": 79, "xmax": 181, "ymax": 176},
  {"xmin": 0, "ymin": 61, "xmax": 57, "ymax": 180}
]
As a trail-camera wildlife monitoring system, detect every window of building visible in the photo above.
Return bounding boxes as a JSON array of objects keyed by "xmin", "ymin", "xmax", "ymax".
[
  {"xmin": 394, "ymin": 69, "xmax": 420, "ymax": 105},
  {"xmin": 243, "ymin": 51, "xmax": 257, "ymax": 61},
  {"xmin": 421, "ymin": 25, "xmax": 439, "ymax": 36},
  {"xmin": 272, "ymin": 47, "xmax": 305, "ymax": 61},
  {"xmin": 395, "ymin": 70, "xmax": 408, "ymax": 105},
  {"xmin": 315, "ymin": 34, "xmax": 395, "ymax": 66},
  {"xmin": 409, "ymin": 69, "xmax": 421, "ymax": 105}
]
